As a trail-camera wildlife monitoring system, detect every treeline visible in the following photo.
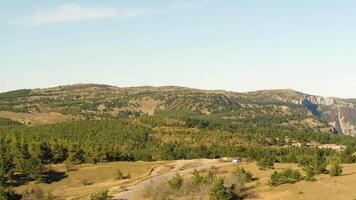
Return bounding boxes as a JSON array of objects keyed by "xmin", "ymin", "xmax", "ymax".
[
  {"xmin": 1, "ymin": 114, "xmax": 356, "ymax": 164},
  {"xmin": 0, "ymin": 114, "xmax": 356, "ymax": 190}
]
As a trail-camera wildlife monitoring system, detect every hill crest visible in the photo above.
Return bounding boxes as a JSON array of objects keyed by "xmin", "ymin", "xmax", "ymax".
[{"xmin": 0, "ymin": 84, "xmax": 355, "ymax": 136}]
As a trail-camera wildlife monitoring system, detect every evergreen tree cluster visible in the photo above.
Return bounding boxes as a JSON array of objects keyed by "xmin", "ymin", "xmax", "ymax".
[{"xmin": 0, "ymin": 113, "xmax": 355, "ymax": 192}]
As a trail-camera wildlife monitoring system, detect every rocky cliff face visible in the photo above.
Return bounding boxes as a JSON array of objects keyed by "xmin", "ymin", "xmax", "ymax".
[
  {"xmin": 301, "ymin": 95, "xmax": 356, "ymax": 136},
  {"xmin": 304, "ymin": 95, "xmax": 354, "ymax": 108}
]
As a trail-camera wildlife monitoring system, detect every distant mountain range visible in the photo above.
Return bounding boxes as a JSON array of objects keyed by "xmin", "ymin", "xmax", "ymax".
[{"xmin": 0, "ymin": 84, "xmax": 355, "ymax": 136}]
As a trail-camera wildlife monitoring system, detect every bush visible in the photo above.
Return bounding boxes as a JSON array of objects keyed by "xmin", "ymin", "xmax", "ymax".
[
  {"xmin": 115, "ymin": 169, "xmax": 130, "ymax": 180},
  {"xmin": 303, "ymin": 165, "xmax": 316, "ymax": 181},
  {"xmin": 191, "ymin": 170, "xmax": 217, "ymax": 186},
  {"xmin": 269, "ymin": 168, "xmax": 302, "ymax": 186},
  {"xmin": 312, "ymin": 149, "xmax": 327, "ymax": 174},
  {"xmin": 168, "ymin": 173, "xmax": 183, "ymax": 190},
  {"xmin": 329, "ymin": 164, "xmax": 343, "ymax": 177},
  {"xmin": 340, "ymin": 148, "xmax": 356, "ymax": 164},
  {"xmin": 232, "ymin": 167, "xmax": 253, "ymax": 182},
  {"xmin": 90, "ymin": 189, "xmax": 111, "ymax": 200},
  {"xmin": 192, "ymin": 169, "xmax": 204, "ymax": 184},
  {"xmin": 209, "ymin": 177, "xmax": 239, "ymax": 200},
  {"xmin": 116, "ymin": 169, "xmax": 124, "ymax": 180},
  {"xmin": 0, "ymin": 187, "xmax": 22, "ymax": 200},
  {"xmin": 203, "ymin": 171, "xmax": 216, "ymax": 184},
  {"xmin": 20, "ymin": 158, "xmax": 46, "ymax": 182},
  {"xmin": 257, "ymin": 157, "xmax": 274, "ymax": 169}
]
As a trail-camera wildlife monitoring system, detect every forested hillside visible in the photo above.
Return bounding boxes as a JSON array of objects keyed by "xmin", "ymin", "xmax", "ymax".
[{"xmin": 1, "ymin": 84, "xmax": 355, "ymax": 135}]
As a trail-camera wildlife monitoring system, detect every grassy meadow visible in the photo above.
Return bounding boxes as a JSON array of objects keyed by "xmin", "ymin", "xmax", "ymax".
[{"xmin": 12, "ymin": 159, "xmax": 356, "ymax": 200}]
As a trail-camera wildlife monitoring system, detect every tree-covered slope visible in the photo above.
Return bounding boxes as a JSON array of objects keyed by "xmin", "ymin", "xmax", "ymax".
[{"xmin": 0, "ymin": 84, "xmax": 355, "ymax": 135}]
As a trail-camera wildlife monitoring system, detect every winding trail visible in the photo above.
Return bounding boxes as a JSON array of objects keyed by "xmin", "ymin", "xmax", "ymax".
[{"xmin": 112, "ymin": 159, "xmax": 230, "ymax": 200}]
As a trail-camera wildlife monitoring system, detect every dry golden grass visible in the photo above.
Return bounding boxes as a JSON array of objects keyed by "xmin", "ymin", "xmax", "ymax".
[
  {"xmin": 221, "ymin": 162, "xmax": 356, "ymax": 200},
  {"xmin": 0, "ymin": 111, "xmax": 75, "ymax": 125},
  {"xmin": 132, "ymin": 97, "xmax": 163, "ymax": 115},
  {"xmin": 15, "ymin": 161, "xmax": 170, "ymax": 200},
  {"xmin": 180, "ymin": 161, "xmax": 201, "ymax": 170},
  {"xmin": 14, "ymin": 160, "xmax": 356, "ymax": 200},
  {"xmin": 160, "ymin": 161, "xmax": 356, "ymax": 200},
  {"xmin": 256, "ymin": 164, "xmax": 356, "ymax": 200}
]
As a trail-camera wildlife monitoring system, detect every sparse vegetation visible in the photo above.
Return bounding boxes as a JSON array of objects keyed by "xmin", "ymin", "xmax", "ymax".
[
  {"xmin": 269, "ymin": 168, "xmax": 302, "ymax": 186},
  {"xmin": 116, "ymin": 169, "xmax": 130, "ymax": 180},
  {"xmin": 168, "ymin": 173, "xmax": 183, "ymax": 190},
  {"xmin": 192, "ymin": 169, "xmax": 204, "ymax": 184},
  {"xmin": 209, "ymin": 177, "xmax": 239, "ymax": 200},
  {"xmin": 312, "ymin": 149, "xmax": 328, "ymax": 174},
  {"xmin": 143, "ymin": 168, "xmax": 241, "ymax": 200},
  {"xmin": 90, "ymin": 189, "xmax": 111, "ymax": 200},
  {"xmin": 116, "ymin": 169, "xmax": 124, "ymax": 180},
  {"xmin": 14, "ymin": 161, "xmax": 167, "ymax": 199},
  {"xmin": 22, "ymin": 187, "xmax": 55, "ymax": 200},
  {"xmin": 303, "ymin": 165, "xmax": 316, "ymax": 181},
  {"xmin": 329, "ymin": 163, "xmax": 343, "ymax": 177},
  {"xmin": 0, "ymin": 187, "xmax": 21, "ymax": 200},
  {"xmin": 232, "ymin": 167, "xmax": 253, "ymax": 182},
  {"xmin": 257, "ymin": 157, "xmax": 274, "ymax": 170}
]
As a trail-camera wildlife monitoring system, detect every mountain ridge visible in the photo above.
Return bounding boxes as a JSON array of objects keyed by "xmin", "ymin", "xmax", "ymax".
[
  {"xmin": 1, "ymin": 83, "xmax": 355, "ymax": 136},
  {"xmin": 3, "ymin": 83, "xmax": 355, "ymax": 99}
]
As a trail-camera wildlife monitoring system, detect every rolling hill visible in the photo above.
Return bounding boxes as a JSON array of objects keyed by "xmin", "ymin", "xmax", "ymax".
[{"xmin": 0, "ymin": 83, "xmax": 355, "ymax": 136}]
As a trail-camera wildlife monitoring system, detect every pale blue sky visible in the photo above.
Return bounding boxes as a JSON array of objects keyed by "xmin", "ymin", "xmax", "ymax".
[{"xmin": 1, "ymin": 0, "xmax": 356, "ymax": 98}]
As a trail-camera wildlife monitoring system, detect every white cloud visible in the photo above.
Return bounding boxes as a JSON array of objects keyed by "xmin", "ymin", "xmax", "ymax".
[
  {"xmin": 26, "ymin": 1, "xmax": 221, "ymax": 27},
  {"xmin": 28, "ymin": 4, "xmax": 148, "ymax": 26}
]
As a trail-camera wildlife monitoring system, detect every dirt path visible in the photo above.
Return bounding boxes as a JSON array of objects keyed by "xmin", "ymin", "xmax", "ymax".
[{"xmin": 112, "ymin": 159, "xmax": 230, "ymax": 200}]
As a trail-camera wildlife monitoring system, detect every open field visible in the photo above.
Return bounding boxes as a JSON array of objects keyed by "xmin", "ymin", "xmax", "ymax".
[
  {"xmin": 113, "ymin": 161, "xmax": 356, "ymax": 200},
  {"xmin": 15, "ymin": 161, "xmax": 171, "ymax": 200},
  {"xmin": 257, "ymin": 163, "xmax": 356, "ymax": 200},
  {"xmin": 13, "ymin": 159, "xmax": 356, "ymax": 200},
  {"xmin": 0, "ymin": 111, "xmax": 76, "ymax": 125}
]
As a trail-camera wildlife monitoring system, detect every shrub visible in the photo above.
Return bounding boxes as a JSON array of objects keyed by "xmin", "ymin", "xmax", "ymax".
[
  {"xmin": 257, "ymin": 157, "xmax": 274, "ymax": 169},
  {"xmin": 168, "ymin": 173, "xmax": 183, "ymax": 190},
  {"xmin": 90, "ymin": 189, "xmax": 111, "ymax": 200},
  {"xmin": 115, "ymin": 169, "xmax": 130, "ymax": 180},
  {"xmin": 312, "ymin": 149, "xmax": 327, "ymax": 174},
  {"xmin": 232, "ymin": 167, "xmax": 253, "ymax": 182},
  {"xmin": 329, "ymin": 164, "xmax": 343, "ymax": 177},
  {"xmin": 340, "ymin": 148, "xmax": 356, "ymax": 164},
  {"xmin": 192, "ymin": 169, "xmax": 204, "ymax": 184},
  {"xmin": 116, "ymin": 169, "xmax": 124, "ymax": 180},
  {"xmin": 0, "ymin": 187, "xmax": 21, "ymax": 200},
  {"xmin": 191, "ymin": 169, "xmax": 217, "ymax": 186},
  {"xmin": 203, "ymin": 171, "xmax": 216, "ymax": 184},
  {"xmin": 269, "ymin": 168, "xmax": 302, "ymax": 186},
  {"xmin": 209, "ymin": 177, "xmax": 239, "ymax": 200},
  {"xmin": 303, "ymin": 165, "xmax": 316, "ymax": 181}
]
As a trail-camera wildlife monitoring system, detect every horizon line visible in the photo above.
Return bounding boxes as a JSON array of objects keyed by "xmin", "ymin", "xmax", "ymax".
[{"xmin": 1, "ymin": 82, "xmax": 354, "ymax": 99}]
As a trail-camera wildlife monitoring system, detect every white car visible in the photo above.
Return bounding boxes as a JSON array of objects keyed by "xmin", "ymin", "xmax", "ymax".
[{"xmin": 232, "ymin": 157, "xmax": 242, "ymax": 163}]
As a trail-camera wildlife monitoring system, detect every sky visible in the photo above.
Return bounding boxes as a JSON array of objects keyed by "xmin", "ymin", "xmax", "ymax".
[{"xmin": 1, "ymin": 0, "xmax": 356, "ymax": 98}]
